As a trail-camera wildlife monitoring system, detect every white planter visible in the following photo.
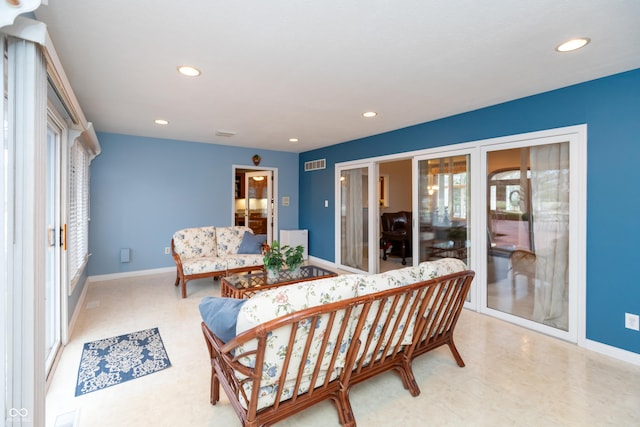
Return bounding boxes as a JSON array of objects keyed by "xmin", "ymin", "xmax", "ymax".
[{"xmin": 266, "ymin": 268, "xmax": 279, "ymax": 283}]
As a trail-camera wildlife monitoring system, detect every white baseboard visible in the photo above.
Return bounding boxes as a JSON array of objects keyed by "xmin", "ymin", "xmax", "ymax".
[
  {"xmin": 91, "ymin": 260, "xmax": 333, "ymax": 283},
  {"xmin": 584, "ymin": 338, "xmax": 640, "ymax": 366},
  {"xmin": 66, "ymin": 279, "xmax": 89, "ymax": 342},
  {"xmin": 88, "ymin": 266, "xmax": 175, "ymax": 282}
]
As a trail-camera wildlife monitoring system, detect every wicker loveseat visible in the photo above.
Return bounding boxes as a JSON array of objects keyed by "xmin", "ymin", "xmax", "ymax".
[
  {"xmin": 171, "ymin": 226, "xmax": 266, "ymax": 298},
  {"xmin": 200, "ymin": 258, "xmax": 474, "ymax": 426}
]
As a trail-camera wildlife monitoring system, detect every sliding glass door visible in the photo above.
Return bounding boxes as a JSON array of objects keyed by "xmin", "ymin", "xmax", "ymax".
[
  {"xmin": 334, "ymin": 126, "xmax": 585, "ymax": 342},
  {"xmin": 415, "ymin": 154, "xmax": 471, "ymax": 265},
  {"xmin": 415, "ymin": 151, "xmax": 473, "ymax": 303},
  {"xmin": 45, "ymin": 113, "xmax": 63, "ymax": 377},
  {"xmin": 482, "ymin": 131, "xmax": 584, "ymax": 341}
]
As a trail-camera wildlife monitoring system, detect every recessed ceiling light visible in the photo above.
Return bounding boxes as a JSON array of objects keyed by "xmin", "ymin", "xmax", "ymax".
[
  {"xmin": 177, "ymin": 65, "xmax": 201, "ymax": 77},
  {"xmin": 556, "ymin": 37, "xmax": 591, "ymax": 52},
  {"xmin": 289, "ymin": 138, "xmax": 299, "ymax": 142},
  {"xmin": 154, "ymin": 119, "xmax": 169, "ymax": 125},
  {"xmin": 363, "ymin": 111, "xmax": 377, "ymax": 118}
]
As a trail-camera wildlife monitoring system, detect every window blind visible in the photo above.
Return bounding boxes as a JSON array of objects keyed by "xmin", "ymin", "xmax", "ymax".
[{"xmin": 68, "ymin": 140, "xmax": 89, "ymax": 282}]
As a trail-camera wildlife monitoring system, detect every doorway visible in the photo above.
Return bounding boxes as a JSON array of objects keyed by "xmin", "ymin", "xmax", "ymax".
[
  {"xmin": 234, "ymin": 167, "xmax": 276, "ymax": 243},
  {"xmin": 378, "ymin": 159, "xmax": 413, "ymax": 272},
  {"xmin": 335, "ymin": 158, "xmax": 413, "ymax": 274}
]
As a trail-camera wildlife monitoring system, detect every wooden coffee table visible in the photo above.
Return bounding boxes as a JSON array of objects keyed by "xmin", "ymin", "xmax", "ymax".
[{"xmin": 221, "ymin": 265, "xmax": 338, "ymax": 299}]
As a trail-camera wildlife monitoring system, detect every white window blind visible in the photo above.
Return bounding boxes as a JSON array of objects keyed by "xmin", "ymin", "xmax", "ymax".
[{"xmin": 68, "ymin": 140, "xmax": 89, "ymax": 282}]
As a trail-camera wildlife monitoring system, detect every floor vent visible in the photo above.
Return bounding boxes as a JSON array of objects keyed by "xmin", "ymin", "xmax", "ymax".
[
  {"xmin": 304, "ymin": 159, "xmax": 326, "ymax": 171},
  {"xmin": 54, "ymin": 409, "xmax": 80, "ymax": 427}
]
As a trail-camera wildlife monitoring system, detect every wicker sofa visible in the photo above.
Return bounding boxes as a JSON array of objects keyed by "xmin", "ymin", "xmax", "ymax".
[
  {"xmin": 171, "ymin": 226, "xmax": 266, "ymax": 298},
  {"xmin": 200, "ymin": 258, "xmax": 474, "ymax": 426}
]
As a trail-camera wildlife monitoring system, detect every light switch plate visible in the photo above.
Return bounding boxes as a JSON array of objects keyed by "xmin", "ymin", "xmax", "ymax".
[{"xmin": 282, "ymin": 196, "xmax": 290, "ymax": 206}]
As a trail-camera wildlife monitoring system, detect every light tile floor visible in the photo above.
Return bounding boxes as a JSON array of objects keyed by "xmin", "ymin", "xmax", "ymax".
[{"xmin": 46, "ymin": 271, "xmax": 640, "ymax": 427}]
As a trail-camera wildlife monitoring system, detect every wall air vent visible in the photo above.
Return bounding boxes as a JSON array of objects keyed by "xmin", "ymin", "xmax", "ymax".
[
  {"xmin": 304, "ymin": 159, "xmax": 326, "ymax": 171},
  {"xmin": 215, "ymin": 130, "xmax": 237, "ymax": 137}
]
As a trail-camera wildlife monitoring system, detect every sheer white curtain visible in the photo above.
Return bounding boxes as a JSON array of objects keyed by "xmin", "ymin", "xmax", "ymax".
[
  {"xmin": 531, "ymin": 142, "xmax": 570, "ymax": 330},
  {"xmin": 343, "ymin": 169, "xmax": 364, "ymax": 268}
]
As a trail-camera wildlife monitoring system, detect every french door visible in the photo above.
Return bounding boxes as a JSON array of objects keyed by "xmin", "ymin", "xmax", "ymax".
[{"xmin": 243, "ymin": 170, "xmax": 275, "ymax": 242}]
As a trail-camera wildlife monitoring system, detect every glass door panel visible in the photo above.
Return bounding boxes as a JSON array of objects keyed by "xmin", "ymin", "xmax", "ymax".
[
  {"xmin": 417, "ymin": 155, "xmax": 470, "ymax": 266},
  {"xmin": 339, "ymin": 166, "xmax": 369, "ymax": 271},
  {"xmin": 45, "ymin": 123, "xmax": 61, "ymax": 375},
  {"xmin": 245, "ymin": 171, "xmax": 272, "ymax": 241},
  {"xmin": 486, "ymin": 142, "xmax": 570, "ymax": 331}
]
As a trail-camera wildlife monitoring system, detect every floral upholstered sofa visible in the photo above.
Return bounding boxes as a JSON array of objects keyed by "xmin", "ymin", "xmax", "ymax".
[
  {"xmin": 171, "ymin": 226, "xmax": 266, "ymax": 298},
  {"xmin": 200, "ymin": 258, "xmax": 475, "ymax": 426}
]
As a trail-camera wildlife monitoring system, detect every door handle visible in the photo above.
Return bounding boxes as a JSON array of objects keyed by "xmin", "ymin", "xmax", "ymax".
[{"xmin": 61, "ymin": 224, "xmax": 67, "ymax": 250}]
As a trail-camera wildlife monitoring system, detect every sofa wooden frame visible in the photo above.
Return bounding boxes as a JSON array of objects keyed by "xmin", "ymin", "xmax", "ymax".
[{"xmin": 201, "ymin": 269, "xmax": 475, "ymax": 426}]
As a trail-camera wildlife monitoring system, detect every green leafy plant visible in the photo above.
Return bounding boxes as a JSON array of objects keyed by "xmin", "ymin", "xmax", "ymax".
[
  {"xmin": 285, "ymin": 244, "xmax": 305, "ymax": 271},
  {"xmin": 263, "ymin": 240, "xmax": 285, "ymax": 272}
]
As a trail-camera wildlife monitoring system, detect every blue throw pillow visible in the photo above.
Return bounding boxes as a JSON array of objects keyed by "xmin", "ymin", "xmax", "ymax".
[
  {"xmin": 199, "ymin": 297, "xmax": 247, "ymax": 343},
  {"xmin": 237, "ymin": 231, "xmax": 267, "ymax": 254}
]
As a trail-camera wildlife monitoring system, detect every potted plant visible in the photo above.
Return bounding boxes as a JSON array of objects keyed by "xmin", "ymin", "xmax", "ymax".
[
  {"xmin": 285, "ymin": 244, "xmax": 305, "ymax": 278},
  {"xmin": 263, "ymin": 240, "xmax": 285, "ymax": 282},
  {"xmin": 447, "ymin": 226, "xmax": 467, "ymax": 248}
]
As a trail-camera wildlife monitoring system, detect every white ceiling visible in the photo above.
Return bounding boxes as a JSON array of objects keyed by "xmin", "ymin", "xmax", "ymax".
[{"xmin": 34, "ymin": 1, "xmax": 640, "ymax": 153}]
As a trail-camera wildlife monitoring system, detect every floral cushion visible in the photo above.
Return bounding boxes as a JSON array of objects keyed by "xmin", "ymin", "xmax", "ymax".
[
  {"xmin": 182, "ymin": 257, "xmax": 227, "ymax": 275},
  {"xmin": 216, "ymin": 226, "xmax": 253, "ymax": 256},
  {"xmin": 352, "ymin": 267, "xmax": 422, "ymax": 359},
  {"xmin": 356, "ymin": 266, "xmax": 421, "ymax": 296},
  {"xmin": 225, "ymin": 254, "xmax": 264, "ymax": 270},
  {"xmin": 234, "ymin": 275, "xmax": 361, "ymax": 411},
  {"xmin": 172, "ymin": 227, "xmax": 217, "ymax": 259},
  {"xmin": 419, "ymin": 258, "xmax": 467, "ymax": 280},
  {"xmin": 418, "ymin": 258, "xmax": 469, "ymax": 338}
]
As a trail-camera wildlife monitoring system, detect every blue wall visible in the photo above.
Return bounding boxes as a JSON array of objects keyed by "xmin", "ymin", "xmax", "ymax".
[
  {"xmin": 89, "ymin": 133, "xmax": 299, "ymax": 275},
  {"xmin": 299, "ymin": 68, "xmax": 640, "ymax": 355}
]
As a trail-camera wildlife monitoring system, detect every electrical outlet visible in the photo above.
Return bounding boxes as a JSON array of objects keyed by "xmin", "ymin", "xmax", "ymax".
[
  {"xmin": 164, "ymin": 247, "xmax": 170, "ymax": 255},
  {"xmin": 625, "ymin": 313, "xmax": 640, "ymax": 331}
]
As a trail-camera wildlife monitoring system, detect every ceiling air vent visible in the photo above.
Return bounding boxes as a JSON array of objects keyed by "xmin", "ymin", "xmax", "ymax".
[
  {"xmin": 304, "ymin": 159, "xmax": 326, "ymax": 171},
  {"xmin": 215, "ymin": 130, "xmax": 237, "ymax": 137}
]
